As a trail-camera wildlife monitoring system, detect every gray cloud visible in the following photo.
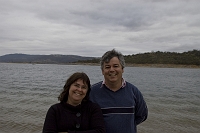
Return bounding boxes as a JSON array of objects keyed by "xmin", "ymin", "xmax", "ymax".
[{"xmin": 0, "ymin": 0, "xmax": 200, "ymax": 56}]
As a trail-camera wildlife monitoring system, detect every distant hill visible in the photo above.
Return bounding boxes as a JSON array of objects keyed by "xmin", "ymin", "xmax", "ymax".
[
  {"xmin": 124, "ymin": 49, "xmax": 200, "ymax": 65},
  {"xmin": 77, "ymin": 49, "xmax": 200, "ymax": 66},
  {"xmin": 0, "ymin": 54, "xmax": 95, "ymax": 64},
  {"xmin": 1, "ymin": 50, "xmax": 200, "ymax": 66}
]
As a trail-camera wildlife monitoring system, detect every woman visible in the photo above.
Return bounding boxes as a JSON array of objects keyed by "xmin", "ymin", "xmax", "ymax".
[{"xmin": 43, "ymin": 72, "xmax": 105, "ymax": 133}]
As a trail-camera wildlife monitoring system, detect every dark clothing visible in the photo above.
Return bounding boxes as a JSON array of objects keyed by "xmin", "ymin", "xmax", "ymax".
[
  {"xmin": 43, "ymin": 100, "xmax": 106, "ymax": 133},
  {"xmin": 90, "ymin": 81, "xmax": 148, "ymax": 133}
]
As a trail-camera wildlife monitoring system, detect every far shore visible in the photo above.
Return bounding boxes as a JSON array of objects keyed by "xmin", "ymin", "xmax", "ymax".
[{"xmin": 1, "ymin": 62, "xmax": 200, "ymax": 68}]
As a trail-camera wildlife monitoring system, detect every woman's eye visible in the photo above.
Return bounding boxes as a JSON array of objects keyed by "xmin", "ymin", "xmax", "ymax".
[
  {"xmin": 74, "ymin": 84, "xmax": 79, "ymax": 87},
  {"xmin": 81, "ymin": 86, "xmax": 87, "ymax": 89}
]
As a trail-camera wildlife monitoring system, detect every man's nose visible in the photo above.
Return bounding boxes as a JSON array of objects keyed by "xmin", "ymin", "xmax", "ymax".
[{"xmin": 110, "ymin": 66, "xmax": 115, "ymax": 71}]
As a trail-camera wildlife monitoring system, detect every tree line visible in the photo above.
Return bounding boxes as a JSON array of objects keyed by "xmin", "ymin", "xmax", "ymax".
[{"xmin": 77, "ymin": 49, "xmax": 200, "ymax": 66}]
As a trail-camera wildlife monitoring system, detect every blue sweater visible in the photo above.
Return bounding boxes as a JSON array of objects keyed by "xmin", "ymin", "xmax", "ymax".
[{"xmin": 90, "ymin": 81, "xmax": 148, "ymax": 133}]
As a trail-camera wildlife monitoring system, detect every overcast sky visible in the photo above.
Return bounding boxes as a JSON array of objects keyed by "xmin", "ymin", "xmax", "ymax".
[{"xmin": 0, "ymin": 0, "xmax": 200, "ymax": 57}]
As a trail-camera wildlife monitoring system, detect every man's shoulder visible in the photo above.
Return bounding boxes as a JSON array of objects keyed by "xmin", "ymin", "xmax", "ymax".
[
  {"xmin": 125, "ymin": 81, "xmax": 137, "ymax": 88},
  {"xmin": 125, "ymin": 81, "xmax": 144, "ymax": 97},
  {"xmin": 91, "ymin": 81, "xmax": 103, "ymax": 89}
]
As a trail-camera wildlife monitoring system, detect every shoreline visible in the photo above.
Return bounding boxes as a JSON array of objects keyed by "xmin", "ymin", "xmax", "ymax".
[{"xmin": 1, "ymin": 62, "xmax": 200, "ymax": 68}]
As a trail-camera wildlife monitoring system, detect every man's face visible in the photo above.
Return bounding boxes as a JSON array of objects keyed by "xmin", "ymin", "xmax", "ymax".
[{"xmin": 102, "ymin": 57, "xmax": 124, "ymax": 84}]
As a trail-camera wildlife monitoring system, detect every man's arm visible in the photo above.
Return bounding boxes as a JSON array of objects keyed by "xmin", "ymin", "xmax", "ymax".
[{"xmin": 135, "ymin": 89, "xmax": 148, "ymax": 125}]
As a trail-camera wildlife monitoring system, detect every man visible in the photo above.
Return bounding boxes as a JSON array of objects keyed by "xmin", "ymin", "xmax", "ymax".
[{"xmin": 90, "ymin": 49, "xmax": 148, "ymax": 133}]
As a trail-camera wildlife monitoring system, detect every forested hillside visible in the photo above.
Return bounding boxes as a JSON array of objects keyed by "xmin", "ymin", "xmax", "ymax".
[
  {"xmin": 1, "ymin": 50, "xmax": 199, "ymax": 66},
  {"xmin": 78, "ymin": 49, "xmax": 200, "ymax": 66},
  {"xmin": 125, "ymin": 49, "xmax": 200, "ymax": 65}
]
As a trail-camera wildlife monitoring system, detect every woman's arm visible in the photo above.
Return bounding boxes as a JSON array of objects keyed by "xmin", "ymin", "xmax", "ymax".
[{"xmin": 43, "ymin": 105, "xmax": 58, "ymax": 133}]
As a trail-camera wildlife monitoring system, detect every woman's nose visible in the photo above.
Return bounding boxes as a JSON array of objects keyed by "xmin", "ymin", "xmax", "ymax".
[{"xmin": 76, "ymin": 86, "xmax": 82, "ymax": 91}]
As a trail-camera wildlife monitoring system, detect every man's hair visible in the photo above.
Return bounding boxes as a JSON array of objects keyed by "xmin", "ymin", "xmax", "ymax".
[{"xmin": 100, "ymin": 49, "xmax": 125, "ymax": 70}]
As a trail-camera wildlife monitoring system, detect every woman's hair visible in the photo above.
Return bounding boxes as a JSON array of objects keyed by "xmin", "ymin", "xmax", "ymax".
[
  {"xmin": 100, "ymin": 49, "xmax": 125, "ymax": 70},
  {"xmin": 58, "ymin": 72, "xmax": 91, "ymax": 103}
]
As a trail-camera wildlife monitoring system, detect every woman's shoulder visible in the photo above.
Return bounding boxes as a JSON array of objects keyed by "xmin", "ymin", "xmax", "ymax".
[{"xmin": 48, "ymin": 102, "xmax": 63, "ymax": 110}]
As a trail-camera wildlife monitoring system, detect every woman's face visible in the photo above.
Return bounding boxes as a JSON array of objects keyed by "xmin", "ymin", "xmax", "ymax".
[{"xmin": 67, "ymin": 79, "xmax": 88, "ymax": 106}]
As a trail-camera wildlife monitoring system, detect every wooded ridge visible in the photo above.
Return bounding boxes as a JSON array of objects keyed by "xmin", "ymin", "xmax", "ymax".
[
  {"xmin": 0, "ymin": 49, "xmax": 200, "ymax": 66},
  {"xmin": 77, "ymin": 49, "xmax": 200, "ymax": 66}
]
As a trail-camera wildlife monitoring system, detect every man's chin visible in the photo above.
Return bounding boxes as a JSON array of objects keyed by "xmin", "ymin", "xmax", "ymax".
[{"xmin": 108, "ymin": 79, "xmax": 117, "ymax": 83}]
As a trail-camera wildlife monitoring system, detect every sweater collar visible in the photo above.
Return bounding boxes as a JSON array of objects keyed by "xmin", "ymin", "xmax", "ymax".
[
  {"xmin": 101, "ymin": 78, "xmax": 126, "ymax": 88},
  {"xmin": 62, "ymin": 102, "xmax": 82, "ymax": 111}
]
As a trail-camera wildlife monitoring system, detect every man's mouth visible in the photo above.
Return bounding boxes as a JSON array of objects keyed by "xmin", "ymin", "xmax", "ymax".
[{"xmin": 109, "ymin": 73, "xmax": 116, "ymax": 76}]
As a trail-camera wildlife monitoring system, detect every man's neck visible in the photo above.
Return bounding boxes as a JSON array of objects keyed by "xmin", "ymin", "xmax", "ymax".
[{"xmin": 105, "ymin": 79, "xmax": 122, "ymax": 92}]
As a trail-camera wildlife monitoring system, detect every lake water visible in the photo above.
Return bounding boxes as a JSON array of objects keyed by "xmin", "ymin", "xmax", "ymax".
[{"xmin": 0, "ymin": 63, "xmax": 200, "ymax": 133}]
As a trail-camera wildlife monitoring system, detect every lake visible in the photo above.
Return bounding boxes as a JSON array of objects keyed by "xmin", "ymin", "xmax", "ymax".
[{"xmin": 0, "ymin": 63, "xmax": 200, "ymax": 133}]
